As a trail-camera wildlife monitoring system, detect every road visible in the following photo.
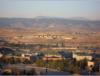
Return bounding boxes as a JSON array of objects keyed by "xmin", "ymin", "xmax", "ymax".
[{"xmin": 4, "ymin": 64, "xmax": 70, "ymax": 75}]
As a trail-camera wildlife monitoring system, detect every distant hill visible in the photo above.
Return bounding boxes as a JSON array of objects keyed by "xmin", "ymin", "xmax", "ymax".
[
  {"xmin": 0, "ymin": 17, "xmax": 100, "ymax": 32},
  {"xmin": 68, "ymin": 17, "xmax": 90, "ymax": 21}
]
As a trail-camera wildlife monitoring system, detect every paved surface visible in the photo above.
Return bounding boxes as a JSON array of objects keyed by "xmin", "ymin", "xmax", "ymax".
[
  {"xmin": 5, "ymin": 64, "xmax": 70, "ymax": 75},
  {"xmin": 3, "ymin": 64, "xmax": 99, "ymax": 75}
]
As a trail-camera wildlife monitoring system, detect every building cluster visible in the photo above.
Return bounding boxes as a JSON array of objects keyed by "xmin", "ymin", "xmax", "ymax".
[
  {"xmin": 13, "ymin": 34, "xmax": 73, "ymax": 40},
  {"xmin": 0, "ymin": 48, "xmax": 100, "ymax": 74}
]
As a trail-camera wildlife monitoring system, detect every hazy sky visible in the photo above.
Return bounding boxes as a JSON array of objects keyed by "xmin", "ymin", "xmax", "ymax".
[{"xmin": 0, "ymin": 0, "xmax": 100, "ymax": 20}]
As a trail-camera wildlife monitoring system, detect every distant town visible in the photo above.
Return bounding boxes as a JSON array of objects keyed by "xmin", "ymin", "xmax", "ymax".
[{"xmin": 0, "ymin": 17, "xmax": 100, "ymax": 75}]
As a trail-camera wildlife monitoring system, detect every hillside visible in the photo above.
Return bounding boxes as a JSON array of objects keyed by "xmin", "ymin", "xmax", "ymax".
[{"xmin": 0, "ymin": 17, "xmax": 100, "ymax": 32}]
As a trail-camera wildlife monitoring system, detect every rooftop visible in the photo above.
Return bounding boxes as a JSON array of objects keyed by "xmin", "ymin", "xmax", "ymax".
[{"xmin": 75, "ymin": 52, "xmax": 91, "ymax": 56}]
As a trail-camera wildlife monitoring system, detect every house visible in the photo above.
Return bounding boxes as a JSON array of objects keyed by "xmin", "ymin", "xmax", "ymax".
[
  {"xmin": 43, "ymin": 54, "xmax": 65, "ymax": 61},
  {"xmin": 21, "ymin": 53, "xmax": 32, "ymax": 60}
]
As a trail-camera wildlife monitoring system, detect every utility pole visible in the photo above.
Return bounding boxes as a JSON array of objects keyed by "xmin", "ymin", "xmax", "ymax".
[
  {"xmin": 45, "ymin": 56, "xmax": 48, "ymax": 75},
  {"xmin": 45, "ymin": 44, "xmax": 49, "ymax": 75}
]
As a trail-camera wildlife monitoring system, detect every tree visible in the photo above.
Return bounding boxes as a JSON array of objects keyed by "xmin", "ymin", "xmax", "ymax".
[
  {"xmin": 27, "ymin": 68, "xmax": 37, "ymax": 75},
  {"xmin": 78, "ymin": 59, "xmax": 88, "ymax": 70},
  {"xmin": 35, "ymin": 59, "xmax": 45, "ymax": 67}
]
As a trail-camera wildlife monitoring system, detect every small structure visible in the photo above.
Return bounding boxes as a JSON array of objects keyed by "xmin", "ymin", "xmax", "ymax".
[
  {"xmin": 87, "ymin": 61, "xmax": 94, "ymax": 67},
  {"xmin": 21, "ymin": 53, "xmax": 32, "ymax": 60}
]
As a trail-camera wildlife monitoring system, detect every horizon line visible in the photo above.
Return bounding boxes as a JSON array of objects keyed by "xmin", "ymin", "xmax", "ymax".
[{"xmin": 0, "ymin": 16, "xmax": 100, "ymax": 21}]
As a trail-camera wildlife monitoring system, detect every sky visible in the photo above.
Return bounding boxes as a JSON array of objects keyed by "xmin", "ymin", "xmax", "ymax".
[{"xmin": 0, "ymin": 0, "xmax": 100, "ymax": 20}]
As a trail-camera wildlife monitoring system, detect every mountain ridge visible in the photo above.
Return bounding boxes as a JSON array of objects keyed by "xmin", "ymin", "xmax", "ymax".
[{"xmin": 0, "ymin": 17, "xmax": 100, "ymax": 32}]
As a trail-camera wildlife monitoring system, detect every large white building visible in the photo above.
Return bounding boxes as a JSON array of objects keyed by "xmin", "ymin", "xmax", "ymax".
[{"xmin": 73, "ymin": 52, "xmax": 92, "ymax": 61}]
